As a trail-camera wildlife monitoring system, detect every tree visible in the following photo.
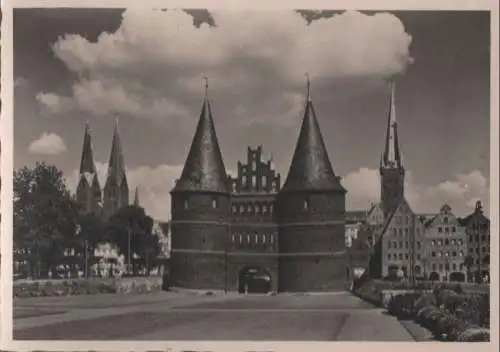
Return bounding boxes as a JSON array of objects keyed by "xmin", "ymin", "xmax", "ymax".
[
  {"xmin": 464, "ymin": 255, "xmax": 474, "ymax": 283},
  {"xmin": 104, "ymin": 205, "xmax": 160, "ymax": 275},
  {"xmin": 73, "ymin": 211, "xmax": 106, "ymax": 277},
  {"xmin": 14, "ymin": 162, "xmax": 80, "ymax": 277}
]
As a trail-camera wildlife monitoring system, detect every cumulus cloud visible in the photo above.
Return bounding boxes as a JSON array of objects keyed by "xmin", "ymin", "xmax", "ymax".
[
  {"xmin": 28, "ymin": 132, "xmax": 68, "ymax": 156},
  {"xmin": 343, "ymin": 167, "xmax": 489, "ymax": 216},
  {"xmin": 38, "ymin": 10, "xmax": 413, "ymax": 128}
]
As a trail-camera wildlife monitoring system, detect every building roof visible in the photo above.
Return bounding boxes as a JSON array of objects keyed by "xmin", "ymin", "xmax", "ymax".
[
  {"xmin": 172, "ymin": 81, "xmax": 230, "ymax": 194},
  {"xmin": 281, "ymin": 80, "xmax": 345, "ymax": 193}
]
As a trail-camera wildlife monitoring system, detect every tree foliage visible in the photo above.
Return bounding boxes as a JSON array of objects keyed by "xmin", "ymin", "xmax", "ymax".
[
  {"xmin": 14, "ymin": 162, "xmax": 81, "ymax": 276},
  {"xmin": 104, "ymin": 205, "xmax": 161, "ymax": 274}
]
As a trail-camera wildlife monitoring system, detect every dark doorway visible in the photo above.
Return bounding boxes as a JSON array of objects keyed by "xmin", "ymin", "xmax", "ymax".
[
  {"xmin": 449, "ymin": 271, "xmax": 466, "ymax": 282},
  {"xmin": 238, "ymin": 267, "xmax": 271, "ymax": 294}
]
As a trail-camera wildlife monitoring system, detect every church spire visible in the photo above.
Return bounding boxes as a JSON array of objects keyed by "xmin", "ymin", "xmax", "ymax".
[
  {"xmin": 381, "ymin": 80, "xmax": 403, "ymax": 169},
  {"xmin": 172, "ymin": 77, "xmax": 230, "ymax": 194},
  {"xmin": 281, "ymin": 75, "xmax": 345, "ymax": 193},
  {"xmin": 133, "ymin": 186, "xmax": 140, "ymax": 206},
  {"xmin": 106, "ymin": 117, "xmax": 127, "ymax": 186},
  {"xmin": 79, "ymin": 120, "xmax": 97, "ymax": 177}
]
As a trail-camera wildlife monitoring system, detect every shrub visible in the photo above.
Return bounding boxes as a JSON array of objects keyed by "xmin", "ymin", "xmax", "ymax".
[
  {"xmin": 387, "ymin": 293, "xmax": 420, "ymax": 319},
  {"xmin": 457, "ymin": 328, "xmax": 490, "ymax": 342}
]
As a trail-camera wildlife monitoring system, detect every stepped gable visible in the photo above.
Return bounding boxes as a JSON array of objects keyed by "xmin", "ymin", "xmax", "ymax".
[
  {"xmin": 172, "ymin": 79, "xmax": 230, "ymax": 194},
  {"xmin": 281, "ymin": 78, "xmax": 345, "ymax": 193}
]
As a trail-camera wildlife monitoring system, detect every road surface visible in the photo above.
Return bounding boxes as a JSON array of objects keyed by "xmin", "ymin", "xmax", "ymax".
[{"xmin": 14, "ymin": 291, "xmax": 416, "ymax": 341}]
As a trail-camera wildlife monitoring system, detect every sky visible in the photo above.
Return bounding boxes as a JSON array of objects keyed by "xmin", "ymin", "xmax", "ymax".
[{"xmin": 13, "ymin": 9, "xmax": 491, "ymax": 221}]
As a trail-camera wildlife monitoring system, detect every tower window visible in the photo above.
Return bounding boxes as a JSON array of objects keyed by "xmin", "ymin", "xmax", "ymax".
[
  {"xmin": 262, "ymin": 176, "xmax": 267, "ymax": 188},
  {"xmin": 252, "ymin": 175, "xmax": 257, "ymax": 188},
  {"xmin": 252, "ymin": 161, "xmax": 257, "ymax": 171},
  {"xmin": 242, "ymin": 175, "xmax": 247, "ymax": 187}
]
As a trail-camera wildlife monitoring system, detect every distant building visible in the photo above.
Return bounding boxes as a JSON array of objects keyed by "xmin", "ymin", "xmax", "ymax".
[
  {"xmin": 423, "ymin": 204, "xmax": 467, "ymax": 282},
  {"xmin": 461, "ymin": 201, "xmax": 490, "ymax": 280}
]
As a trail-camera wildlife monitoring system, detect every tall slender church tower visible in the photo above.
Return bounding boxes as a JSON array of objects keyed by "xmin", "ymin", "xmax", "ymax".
[
  {"xmin": 170, "ymin": 78, "xmax": 231, "ymax": 289},
  {"xmin": 103, "ymin": 119, "xmax": 129, "ymax": 219},
  {"xmin": 379, "ymin": 80, "xmax": 405, "ymax": 217},
  {"xmin": 277, "ymin": 77, "xmax": 347, "ymax": 292},
  {"xmin": 76, "ymin": 122, "xmax": 102, "ymax": 214}
]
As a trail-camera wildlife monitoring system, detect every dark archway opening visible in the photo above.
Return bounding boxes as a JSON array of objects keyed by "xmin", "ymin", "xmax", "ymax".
[
  {"xmin": 429, "ymin": 271, "xmax": 440, "ymax": 281},
  {"xmin": 238, "ymin": 267, "xmax": 271, "ymax": 294},
  {"xmin": 449, "ymin": 271, "xmax": 465, "ymax": 282}
]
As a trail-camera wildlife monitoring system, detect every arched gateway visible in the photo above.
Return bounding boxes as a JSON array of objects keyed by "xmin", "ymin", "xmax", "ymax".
[{"xmin": 238, "ymin": 266, "xmax": 272, "ymax": 294}]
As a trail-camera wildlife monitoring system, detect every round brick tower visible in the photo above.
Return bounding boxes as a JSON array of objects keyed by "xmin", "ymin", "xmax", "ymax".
[
  {"xmin": 277, "ymin": 79, "xmax": 347, "ymax": 292},
  {"xmin": 170, "ymin": 81, "xmax": 231, "ymax": 289}
]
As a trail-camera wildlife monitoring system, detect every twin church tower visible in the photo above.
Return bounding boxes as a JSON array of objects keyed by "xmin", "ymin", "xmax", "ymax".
[{"xmin": 75, "ymin": 77, "xmax": 405, "ymax": 292}]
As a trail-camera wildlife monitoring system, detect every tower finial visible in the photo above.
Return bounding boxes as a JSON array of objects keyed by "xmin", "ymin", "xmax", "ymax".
[
  {"xmin": 203, "ymin": 76, "xmax": 208, "ymax": 98},
  {"xmin": 305, "ymin": 73, "xmax": 311, "ymax": 101}
]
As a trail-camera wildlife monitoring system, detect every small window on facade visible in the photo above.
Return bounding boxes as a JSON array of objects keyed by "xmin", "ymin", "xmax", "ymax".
[
  {"xmin": 393, "ymin": 228, "xmax": 397, "ymax": 236},
  {"xmin": 262, "ymin": 176, "xmax": 267, "ymax": 188},
  {"xmin": 252, "ymin": 175, "xmax": 257, "ymax": 188},
  {"xmin": 232, "ymin": 234, "xmax": 235, "ymax": 244},
  {"xmin": 254, "ymin": 234, "xmax": 258, "ymax": 244},
  {"xmin": 239, "ymin": 234, "xmax": 242, "ymax": 243},
  {"xmin": 405, "ymin": 254, "xmax": 409, "ymax": 260},
  {"xmin": 184, "ymin": 199, "xmax": 189, "ymax": 209},
  {"xmin": 212, "ymin": 198, "xmax": 217, "ymax": 208},
  {"xmin": 270, "ymin": 204, "xmax": 274, "ymax": 213},
  {"xmin": 240, "ymin": 205, "xmax": 245, "ymax": 214},
  {"xmin": 262, "ymin": 234, "xmax": 266, "ymax": 243},
  {"xmin": 404, "ymin": 228, "xmax": 409, "ymax": 236},
  {"xmin": 248, "ymin": 204, "xmax": 252, "ymax": 213},
  {"xmin": 452, "ymin": 227, "xmax": 456, "ymax": 233},
  {"xmin": 452, "ymin": 251, "xmax": 457, "ymax": 257},
  {"xmin": 388, "ymin": 242, "xmax": 392, "ymax": 249},
  {"xmin": 247, "ymin": 234, "xmax": 250, "ymax": 243},
  {"xmin": 252, "ymin": 160, "xmax": 257, "ymax": 171},
  {"xmin": 443, "ymin": 217, "xmax": 448, "ymax": 224},
  {"xmin": 432, "ymin": 251, "xmax": 436, "ymax": 257},
  {"xmin": 255, "ymin": 204, "xmax": 260, "ymax": 214},
  {"xmin": 387, "ymin": 254, "xmax": 391, "ymax": 260},
  {"xmin": 263, "ymin": 204, "xmax": 268, "ymax": 214},
  {"xmin": 242, "ymin": 175, "xmax": 247, "ymax": 186},
  {"xmin": 445, "ymin": 227, "xmax": 449, "ymax": 233},
  {"xmin": 270, "ymin": 234, "xmax": 275, "ymax": 243},
  {"xmin": 304, "ymin": 199, "xmax": 309, "ymax": 210},
  {"xmin": 272, "ymin": 181, "xmax": 277, "ymax": 192},
  {"xmin": 399, "ymin": 253, "xmax": 403, "ymax": 260},
  {"xmin": 399, "ymin": 228, "xmax": 403, "ymax": 236},
  {"xmin": 438, "ymin": 227, "xmax": 442, "ymax": 233}
]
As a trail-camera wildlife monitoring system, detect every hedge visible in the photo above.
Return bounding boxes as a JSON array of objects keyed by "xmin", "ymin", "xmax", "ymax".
[
  {"xmin": 353, "ymin": 280, "xmax": 490, "ymax": 342},
  {"xmin": 14, "ymin": 277, "xmax": 163, "ymax": 298}
]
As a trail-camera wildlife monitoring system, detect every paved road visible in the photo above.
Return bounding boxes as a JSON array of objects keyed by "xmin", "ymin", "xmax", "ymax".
[{"xmin": 14, "ymin": 291, "xmax": 415, "ymax": 341}]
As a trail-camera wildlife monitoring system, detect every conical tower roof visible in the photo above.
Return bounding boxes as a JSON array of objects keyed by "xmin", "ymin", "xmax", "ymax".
[
  {"xmin": 172, "ymin": 78, "xmax": 229, "ymax": 194},
  {"xmin": 106, "ymin": 118, "xmax": 127, "ymax": 186},
  {"xmin": 281, "ymin": 77, "xmax": 345, "ymax": 193}
]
